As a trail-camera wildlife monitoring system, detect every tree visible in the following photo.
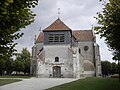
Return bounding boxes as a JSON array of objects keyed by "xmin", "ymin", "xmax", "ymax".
[
  {"xmin": 5, "ymin": 58, "xmax": 14, "ymax": 75},
  {"xmin": 101, "ymin": 61, "xmax": 111, "ymax": 77},
  {"xmin": 0, "ymin": 0, "xmax": 38, "ymax": 60},
  {"xmin": 101, "ymin": 61, "xmax": 119, "ymax": 76},
  {"xmin": 0, "ymin": 57, "xmax": 5, "ymax": 75},
  {"xmin": 14, "ymin": 54, "xmax": 25, "ymax": 74},
  {"xmin": 21, "ymin": 48, "xmax": 31, "ymax": 74},
  {"xmin": 0, "ymin": 56, "xmax": 14, "ymax": 75},
  {"xmin": 95, "ymin": 0, "xmax": 120, "ymax": 82},
  {"xmin": 14, "ymin": 48, "xmax": 31, "ymax": 75},
  {"xmin": 110, "ymin": 62, "xmax": 118, "ymax": 74},
  {"xmin": 0, "ymin": 48, "xmax": 31, "ymax": 75}
]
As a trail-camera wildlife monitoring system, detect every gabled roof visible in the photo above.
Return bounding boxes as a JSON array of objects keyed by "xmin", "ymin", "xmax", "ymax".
[
  {"xmin": 43, "ymin": 18, "xmax": 71, "ymax": 31},
  {"xmin": 72, "ymin": 30, "xmax": 94, "ymax": 41},
  {"xmin": 36, "ymin": 32, "xmax": 44, "ymax": 43},
  {"xmin": 36, "ymin": 30, "xmax": 94, "ymax": 43}
]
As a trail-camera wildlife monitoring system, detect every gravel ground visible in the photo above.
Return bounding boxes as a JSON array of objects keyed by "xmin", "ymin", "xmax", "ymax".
[{"xmin": 0, "ymin": 78, "xmax": 77, "ymax": 90}]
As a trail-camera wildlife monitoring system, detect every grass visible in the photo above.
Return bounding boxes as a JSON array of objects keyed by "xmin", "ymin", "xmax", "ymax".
[
  {"xmin": 47, "ymin": 77, "xmax": 120, "ymax": 90},
  {"xmin": 0, "ymin": 79, "xmax": 22, "ymax": 86},
  {"xmin": 0, "ymin": 75, "xmax": 31, "ymax": 79}
]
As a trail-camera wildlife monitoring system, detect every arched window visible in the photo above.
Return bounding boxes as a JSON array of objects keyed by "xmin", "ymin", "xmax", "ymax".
[{"xmin": 55, "ymin": 57, "xmax": 59, "ymax": 62}]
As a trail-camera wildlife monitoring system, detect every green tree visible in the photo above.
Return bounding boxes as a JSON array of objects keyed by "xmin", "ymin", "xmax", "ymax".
[
  {"xmin": 101, "ymin": 61, "xmax": 111, "ymax": 77},
  {"xmin": 21, "ymin": 48, "xmax": 31, "ymax": 74},
  {"xmin": 5, "ymin": 57, "xmax": 14, "ymax": 75},
  {"xmin": 0, "ymin": 58, "xmax": 5, "ymax": 75},
  {"xmin": 110, "ymin": 62, "xmax": 118, "ymax": 74},
  {"xmin": 95, "ymin": 0, "xmax": 120, "ymax": 81},
  {"xmin": 14, "ymin": 48, "xmax": 31, "ymax": 75},
  {"xmin": 0, "ymin": 56, "xmax": 14, "ymax": 75},
  {"xmin": 14, "ymin": 54, "xmax": 25, "ymax": 74},
  {"xmin": 0, "ymin": 0, "xmax": 38, "ymax": 59}
]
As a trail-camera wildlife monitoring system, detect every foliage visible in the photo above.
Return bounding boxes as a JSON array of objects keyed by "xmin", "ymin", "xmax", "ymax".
[
  {"xmin": 101, "ymin": 61, "xmax": 119, "ymax": 76},
  {"xmin": 95, "ymin": 0, "xmax": 120, "ymax": 82},
  {"xmin": 95, "ymin": 0, "xmax": 120, "ymax": 59},
  {"xmin": 0, "ymin": 57, "xmax": 14, "ymax": 75},
  {"xmin": 47, "ymin": 78, "xmax": 120, "ymax": 90},
  {"xmin": 0, "ymin": 0, "xmax": 38, "ymax": 59},
  {"xmin": 14, "ymin": 48, "xmax": 31, "ymax": 74},
  {"xmin": 0, "ymin": 58, "xmax": 5, "ymax": 75},
  {"xmin": 110, "ymin": 62, "xmax": 118, "ymax": 74},
  {"xmin": 0, "ymin": 48, "xmax": 31, "ymax": 75},
  {"xmin": 101, "ymin": 61, "xmax": 111, "ymax": 76}
]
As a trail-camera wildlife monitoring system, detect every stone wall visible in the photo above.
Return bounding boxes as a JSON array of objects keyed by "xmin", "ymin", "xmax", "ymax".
[
  {"xmin": 78, "ymin": 41, "xmax": 95, "ymax": 77},
  {"xmin": 41, "ymin": 44, "xmax": 74, "ymax": 78},
  {"xmin": 31, "ymin": 43, "xmax": 43, "ymax": 76},
  {"xmin": 31, "ymin": 36, "xmax": 101, "ymax": 78},
  {"xmin": 94, "ymin": 43, "xmax": 102, "ymax": 76}
]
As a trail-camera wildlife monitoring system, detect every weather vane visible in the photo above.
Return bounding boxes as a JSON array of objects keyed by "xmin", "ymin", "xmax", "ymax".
[{"xmin": 58, "ymin": 8, "xmax": 60, "ymax": 19}]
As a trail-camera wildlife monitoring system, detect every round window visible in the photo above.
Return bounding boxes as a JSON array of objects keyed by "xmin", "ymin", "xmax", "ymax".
[{"xmin": 84, "ymin": 46, "xmax": 89, "ymax": 51}]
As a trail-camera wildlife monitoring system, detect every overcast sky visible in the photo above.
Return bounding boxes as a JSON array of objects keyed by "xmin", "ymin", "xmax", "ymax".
[{"xmin": 15, "ymin": 0, "xmax": 113, "ymax": 62}]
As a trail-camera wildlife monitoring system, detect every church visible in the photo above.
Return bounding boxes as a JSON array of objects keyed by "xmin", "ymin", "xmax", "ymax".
[{"xmin": 30, "ymin": 18, "xmax": 101, "ymax": 78}]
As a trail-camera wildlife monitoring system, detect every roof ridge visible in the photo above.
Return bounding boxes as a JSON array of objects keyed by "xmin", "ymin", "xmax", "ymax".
[
  {"xmin": 43, "ymin": 18, "xmax": 71, "ymax": 31},
  {"xmin": 73, "ymin": 30, "xmax": 92, "ymax": 31}
]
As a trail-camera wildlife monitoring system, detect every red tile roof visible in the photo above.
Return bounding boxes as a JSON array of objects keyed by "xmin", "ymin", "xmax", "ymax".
[
  {"xmin": 36, "ymin": 32, "xmax": 44, "ymax": 43},
  {"xmin": 43, "ymin": 18, "xmax": 71, "ymax": 31},
  {"xmin": 72, "ymin": 30, "xmax": 94, "ymax": 41},
  {"xmin": 36, "ymin": 30, "xmax": 94, "ymax": 43}
]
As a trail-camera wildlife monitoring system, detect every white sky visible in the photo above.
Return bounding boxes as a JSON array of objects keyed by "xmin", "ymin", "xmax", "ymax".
[{"xmin": 15, "ymin": 0, "xmax": 113, "ymax": 62}]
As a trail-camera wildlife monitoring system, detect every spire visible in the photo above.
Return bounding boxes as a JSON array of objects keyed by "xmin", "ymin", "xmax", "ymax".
[
  {"xmin": 34, "ymin": 35, "xmax": 37, "ymax": 44},
  {"xmin": 91, "ymin": 25, "xmax": 96, "ymax": 42}
]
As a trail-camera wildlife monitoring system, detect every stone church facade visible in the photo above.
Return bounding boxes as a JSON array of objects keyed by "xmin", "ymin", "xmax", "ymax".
[{"xmin": 31, "ymin": 18, "xmax": 101, "ymax": 78}]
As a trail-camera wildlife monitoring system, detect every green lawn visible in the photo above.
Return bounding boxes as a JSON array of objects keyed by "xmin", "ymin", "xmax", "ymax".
[
  {"xmin": 0, "ymin": 79, "xmax": 22, "ymax": 86},
  {"xmin": 0, "ymin": 75, "xmax": 31, "ymax": 79},
  {"xmin": 47, "ymin": 78, "xmax": 120, "ymax": 90}
]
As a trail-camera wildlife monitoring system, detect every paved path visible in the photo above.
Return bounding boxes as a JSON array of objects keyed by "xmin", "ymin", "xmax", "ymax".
[{"xmin": 0, "ymin": 78, "xmax": 77, "ymax": 90}]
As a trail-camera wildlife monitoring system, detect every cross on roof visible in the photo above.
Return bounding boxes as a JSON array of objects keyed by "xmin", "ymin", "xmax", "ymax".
[{"xmin": 58, "ymin": 8, "xmax": 60, "ymax": 19}]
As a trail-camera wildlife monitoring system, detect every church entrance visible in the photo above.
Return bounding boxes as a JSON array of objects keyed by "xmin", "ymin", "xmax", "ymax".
[{"xmin": 53, "ymin": 66, "xmax": 61, "ymax": 78}]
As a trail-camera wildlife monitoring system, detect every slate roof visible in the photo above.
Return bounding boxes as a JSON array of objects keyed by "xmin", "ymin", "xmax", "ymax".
[{"xmin": 43, "ymin": 18, "xmax": 71, "ymax": 31}]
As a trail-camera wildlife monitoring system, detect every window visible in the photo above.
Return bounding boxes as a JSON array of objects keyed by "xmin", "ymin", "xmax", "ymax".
[
  {"xmin": 49, "ymin": 34, "xmax": 65, "ymax": 43},
  {"xmin": 55, "ymin": 57, "xmax": 59, "ymax": 62},
  {"xmin": 84, "ymin": 46, "xmax": 89, "ymax": 51},
  {"xmin": 60, "ymin": 34, "xmax": 64, "ymax": 42},
  {"xmin": 79, "ymin": 48, "xmax": 81, "ymax": 54},
  {"xmin": 55, "ymin": 34, "xmax": 59, "ymax": 42},
  {"xmin": 49, "ymin": 34, "xmax": 54, "ymax": 42}
]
